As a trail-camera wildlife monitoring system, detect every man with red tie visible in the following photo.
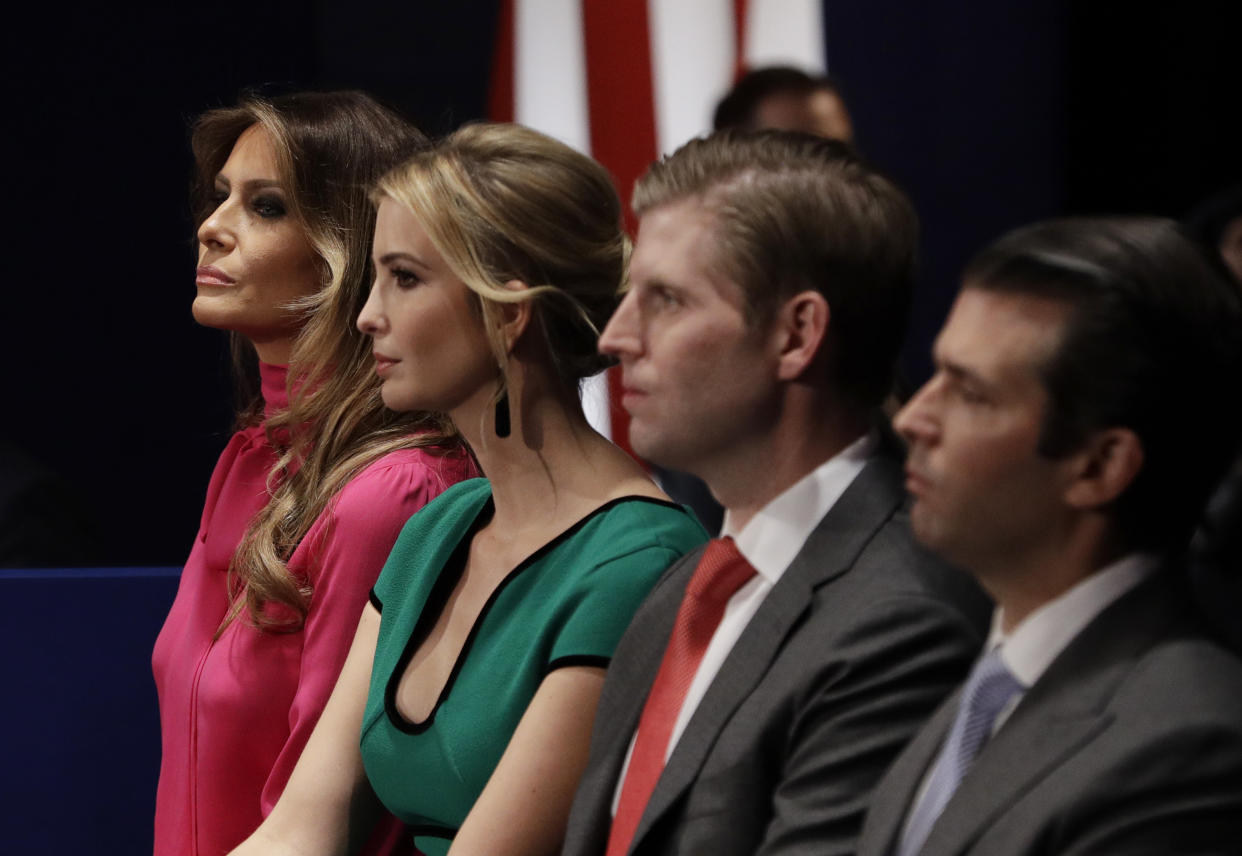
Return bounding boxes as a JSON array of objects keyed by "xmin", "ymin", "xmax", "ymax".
[{"xmin": 559, "ymin": 130, "xmax": 991, "ymax": 856}]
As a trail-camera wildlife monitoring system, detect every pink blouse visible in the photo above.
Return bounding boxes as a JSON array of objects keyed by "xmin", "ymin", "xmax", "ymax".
[{"xmin": 152, "ymin": 362, "xmax": 475, "ymax": 856}]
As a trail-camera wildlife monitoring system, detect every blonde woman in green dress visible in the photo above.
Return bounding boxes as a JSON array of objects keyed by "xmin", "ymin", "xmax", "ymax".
[{"xmin": 229, "ymin": 123, "xmax": 707, "ymax": 856}]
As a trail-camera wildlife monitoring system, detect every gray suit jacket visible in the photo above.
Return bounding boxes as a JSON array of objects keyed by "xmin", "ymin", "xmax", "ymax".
[
  {"xmin": 561, "ymin": 453, "xmax": 991, "ymax": 856},
  {"xmin": 857, "ymin": 572, "xmax": 1242, "ymax": 856}
]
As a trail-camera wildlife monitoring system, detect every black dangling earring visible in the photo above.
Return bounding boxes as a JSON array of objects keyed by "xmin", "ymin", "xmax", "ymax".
[{"xmin": 494, "ymin": 390, "xmax": 511, "ymax": 438}]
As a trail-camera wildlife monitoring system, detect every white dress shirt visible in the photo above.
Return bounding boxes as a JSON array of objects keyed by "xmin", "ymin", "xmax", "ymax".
[
  {"xmin": 987, "ymin": 551, "xmax": 1158, "ymax": 730},
  {"xmin": 897, "ymin": 551, "xmax": 1159, "ymax": 840},
  {"xmin": 611, "ymin": 433, "xmax": 876, "ymax": 813}
]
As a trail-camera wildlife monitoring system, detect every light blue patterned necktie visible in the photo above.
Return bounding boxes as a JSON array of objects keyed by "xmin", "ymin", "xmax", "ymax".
[{"xmin": 895, "ymin": 648, "xmax": 1025, "ymax": 856}]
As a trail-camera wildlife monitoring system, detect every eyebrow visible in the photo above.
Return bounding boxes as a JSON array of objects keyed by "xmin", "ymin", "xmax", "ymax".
[
  {"xmin": 376, "ymin": 251, "xmax": 432, "ymax": 271},
  {"xmin": 213, "ymin": 176, "xmax": 285, "ymax": 192},
  {"xmin": 940, "ymin": 358, "xmax": 997, "ymax": 394}
]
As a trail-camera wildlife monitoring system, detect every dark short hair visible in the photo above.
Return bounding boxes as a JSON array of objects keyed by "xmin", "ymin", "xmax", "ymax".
[
  {"xmin": 713, "ymin": 66, "xmax": 842, "ymax": 130},
  {"xmin": 633, "ymin": 129, "xmax": 918, "ymax": 411},
  {"xmin": 965, "ymin": 217, "xmax": 1242, "ymax": 554}
]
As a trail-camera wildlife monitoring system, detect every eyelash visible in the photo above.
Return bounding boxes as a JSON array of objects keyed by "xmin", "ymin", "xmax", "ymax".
[
  {"xmin": 205, "ymin": 189, "xmax": 287, "ymax": 219},
  {"xmin": 391, "ymin": 267, "xmax": 421, "ymax": 289},
  {"xmin": 955, "ymin": 383, "xmax": 987, "ymax": 405},
  {"xmin": 251, "ymin": 195, "xmax": 286, "ymax": 219},
  {"xmin": 647, "ymin": 285, "xmax": 681, "ymax": 310}
]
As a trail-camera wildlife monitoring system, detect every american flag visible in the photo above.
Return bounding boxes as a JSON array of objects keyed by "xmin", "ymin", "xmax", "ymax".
[{"xmin": 487, "ymin": 0, "xmax": 830, "ymax": 449}]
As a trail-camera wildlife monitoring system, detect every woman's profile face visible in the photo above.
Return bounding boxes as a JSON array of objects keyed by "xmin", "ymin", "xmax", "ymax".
[
  {"xmin": 357, "ymin": 198, "xmax": 497, "ymax": 415},
  {"xmin": 194, "ymin": 124, "xmax": 321, "ymax": 363}
]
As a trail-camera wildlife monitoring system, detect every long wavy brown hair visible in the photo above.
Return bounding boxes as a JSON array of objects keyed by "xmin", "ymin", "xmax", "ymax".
[{"xmin": 191, "ymin": 91, "xmax": 461, "ymax": 634}]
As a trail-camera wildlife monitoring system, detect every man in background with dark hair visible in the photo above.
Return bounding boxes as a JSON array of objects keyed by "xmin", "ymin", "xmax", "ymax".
[
  {"xmin": 561, "ymin": 130, "xmax": 988, "ymax": 856},
  {"xmin": 713, "ymin": 65, "xmax": 854, "ymax": 143},
  {"xmin": 859, "ymin": 217, "xmax": 1242, "ymax": 856}
]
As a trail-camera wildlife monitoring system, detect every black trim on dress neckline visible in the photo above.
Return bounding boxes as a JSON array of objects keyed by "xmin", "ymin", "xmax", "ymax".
[
  {"xmin": 546, "ymin": 653, "xmax": 610, "ymax": 674},
  {"xmin": 411, "ymin": 823, "xmax": 457, "ymax": 841},
  {"xmin": 384, "ymin": 493, "xmax": 689, "ymax": 735}
]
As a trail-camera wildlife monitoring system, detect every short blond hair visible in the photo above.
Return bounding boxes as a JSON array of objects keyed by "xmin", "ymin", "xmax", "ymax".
[{"xmin": 634, "ymin": 129, "xmax": 918, "ymax": 408}]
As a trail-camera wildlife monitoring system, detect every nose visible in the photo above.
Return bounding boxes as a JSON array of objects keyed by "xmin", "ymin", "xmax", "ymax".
[
  {"xmin": 197, "ymin": 200, "xmax": 235, "ymax": 252},
  {"xmin": 893, "ymin": 377, "xmax": 940, "ymax": 447},
  {"xmin": 598, "ymin": 289, "xmax": 641, "ymax": 358},
  {"xmin": 357, "ymin": 283, "xmax": 386, "ymax": 336}
]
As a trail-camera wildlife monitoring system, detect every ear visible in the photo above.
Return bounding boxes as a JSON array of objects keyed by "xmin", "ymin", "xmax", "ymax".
[
  {"xmin": 497, "ymin": 279, "xmax": 534, "ymax": 355},
  {"xmin": 1062, "ymin": 427, "xmax": 1145, "ymax": 511},
  {"xmin": 774, "ymin": 290, "xmax": 830, "ymax": 381}
]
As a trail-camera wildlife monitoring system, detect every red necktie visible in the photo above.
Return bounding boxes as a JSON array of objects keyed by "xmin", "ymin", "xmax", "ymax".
[{"xmin": 605, "ymin": 536, "xmax": 757, "ymax": 856}]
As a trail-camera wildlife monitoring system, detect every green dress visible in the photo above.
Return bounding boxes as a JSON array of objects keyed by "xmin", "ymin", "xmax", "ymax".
[{"xmin": 360, "ymin": 478, "xmax": 708, "ymax": 855}]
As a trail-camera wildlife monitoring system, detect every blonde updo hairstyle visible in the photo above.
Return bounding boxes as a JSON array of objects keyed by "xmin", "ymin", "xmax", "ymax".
[
  {"xmin": 374, "ymin": 122, "xmax": 628, "ymax": 404},
  {"xmin": 191, "ymin": 91, "xmax": 461, "ymax": 633}
]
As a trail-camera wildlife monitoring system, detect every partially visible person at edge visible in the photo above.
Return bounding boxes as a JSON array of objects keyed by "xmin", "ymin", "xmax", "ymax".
[
  {"xmin": 1185, "ymin": 184, "xmax": 1242, "ymax": 649},
  {"xmin": 227, "ymin": 123, "xmax": 707, "ymax": 856},
  {"xmin": 1186, "ymin": 182, "xmax": 1242, "ymax": 288},
  {"xmin": 856, "ymin": 217, "xmax": 1242, "ymax": 856},
  {"xmin": 152, "ymin": 91, "xmax": 476, "ymax": 856},
  {"xmin": 714, "ymin": 65, "xmax": 855, "ymax": 144}
]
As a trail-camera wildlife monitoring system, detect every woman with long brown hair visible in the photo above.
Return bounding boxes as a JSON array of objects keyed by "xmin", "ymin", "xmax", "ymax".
[{"xmin": 152, "ymin": 91, "xmax": 475, "ymax": 856}]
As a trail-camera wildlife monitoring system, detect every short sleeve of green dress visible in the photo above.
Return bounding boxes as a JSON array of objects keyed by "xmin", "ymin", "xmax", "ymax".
[{"xmin": 361, "ymin": 477, "xmax": 708, "ymax": 856}]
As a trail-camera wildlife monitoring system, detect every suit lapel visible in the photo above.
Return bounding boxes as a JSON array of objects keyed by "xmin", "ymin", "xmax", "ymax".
[
  {"xmin": 914, "ymin": 573, "xmax": 1186, "ymax": 856},
  {"xmin": 630, "ymin": 560, "xmax": 816, "ymax": 848},
  {"xmin": 629, "ymin": 456, "xmax": 907, "ymax": 851},
  {"xmin": 570, "ymin": 546, "xmax": 704, "ymax": 853},
  {"xmin": 857, "ymin": 692, "xmax": 960, "ymax": 856},
  {"xmin": 919, "ymin": 706, "xmax": 1109, "ymax": 856}
]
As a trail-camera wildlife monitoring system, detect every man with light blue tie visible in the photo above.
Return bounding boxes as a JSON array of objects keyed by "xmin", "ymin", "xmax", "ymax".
[{"xmin": 858, "ymin": 217, "xmax": 1242, "ymax": 856}]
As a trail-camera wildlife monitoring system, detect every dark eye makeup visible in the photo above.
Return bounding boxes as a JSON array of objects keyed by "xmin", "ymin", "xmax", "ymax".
[{"xmin": 251, "ymin": 194, "xmax": 287, "ymax": 219}]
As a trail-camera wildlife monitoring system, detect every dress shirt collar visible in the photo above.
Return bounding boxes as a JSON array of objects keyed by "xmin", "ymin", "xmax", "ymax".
[
  {"xmin": 989, "ymin": 552, "xmax": 1159, "ymax": 688},
  {"xmin": 721, "ymin": 432, "xmax": 875, "ymax": 584}
]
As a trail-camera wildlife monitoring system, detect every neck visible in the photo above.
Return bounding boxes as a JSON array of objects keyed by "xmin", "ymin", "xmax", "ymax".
[
  {"xmin": 252, "ymin": 336, "xmax": 296, "ymax": 366},
  {"xmin": 452, "ymin": 368, "xmax": 651, "ymax": 532},
  {"xmin": 257, "ymin": 361, "xmax": 291, "ymax": 418},
  {"xmin": 980, "ymin": 517, "xmax": 1127, "ymax": 634},
  {"xmin": 709, "ymin": 398, "xmax": 870, "ymax": 532}
]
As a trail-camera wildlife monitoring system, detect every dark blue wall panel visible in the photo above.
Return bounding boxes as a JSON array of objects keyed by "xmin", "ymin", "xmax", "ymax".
[{"xmin": 0, "ymin": 568, "xmax": 180, "ymax": 855}]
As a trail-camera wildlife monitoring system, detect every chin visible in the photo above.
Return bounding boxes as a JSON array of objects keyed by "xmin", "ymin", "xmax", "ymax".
[
  {"xmin": 190, "ymin": 296, "xmax": 236, "ymax": 332},
  {"xmin": 379, "ymin": 387, "xmax": 416, "ymax": 414},
  {"xmin": 629, "ymin": 429, "xmax": 700, "ymax": 476},
  {"xmin": 907, "ymin": 505, "xmax": 943, "ymax": 549},
  {"xmin": 192, "ymin": 290, "xmax": 261, "ymax": 332},
  {"xmin": 626, "ymin": 425, "xmax": 666, "ymax": 465}
]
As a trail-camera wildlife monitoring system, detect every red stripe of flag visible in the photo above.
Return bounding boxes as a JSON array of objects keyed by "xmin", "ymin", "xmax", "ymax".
[
  {"xmin": 583, "ymin": 2, "xmax": 661, "ymax": 459},
  {"xmin": 582, "ymin": 2, "xmax": 658, "ymax": 235},
  {"xmin": 487, "ymin": 0, "xmax": 515, "ymax": 122},
  {"xmin": 733, "ymin": 0, "xmax": 749, "ymax": 80}
]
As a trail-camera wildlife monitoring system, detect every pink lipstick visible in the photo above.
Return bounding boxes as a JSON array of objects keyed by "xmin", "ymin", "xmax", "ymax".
[{"xmin": 196, "ymin": 265, "xmax": 236, "ymax": 287}]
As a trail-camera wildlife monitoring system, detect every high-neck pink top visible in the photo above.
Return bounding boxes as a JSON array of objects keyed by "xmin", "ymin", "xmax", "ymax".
[{"xmin": 152, "ymin": 362, "xmax": 475, "ymax": 856}]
